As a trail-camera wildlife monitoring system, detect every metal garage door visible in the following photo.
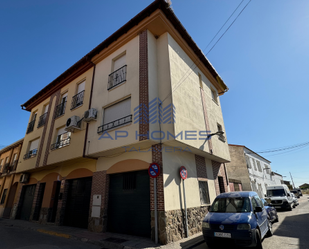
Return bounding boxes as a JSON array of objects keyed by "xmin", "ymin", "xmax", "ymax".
[
  {"xmin": 19, "ymin": 184, "xmax": 36, "ymax": 221},
  {"xmin": 108, "ymin": 170, "xmax": 151, "ymax": 237},
  {"xmin": 64, "ymin": 177, "xmax": 92, "ymax": 228}
]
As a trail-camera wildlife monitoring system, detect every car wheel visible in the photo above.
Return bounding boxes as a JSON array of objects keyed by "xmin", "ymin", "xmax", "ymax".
[
  {"xmin": 274, "ymin": 216, "xmax": 279, "ymax": 223},
  {"xmin": 288, "ymin": 204, "xmax": 293, "ymax": 211},
  {"xmin": 266, "ymin": 220, "xmax": 273, "ymax": 237},
  {"xmin": 255, "ymin": 230, "xmax": 263, "ymax": 249}
]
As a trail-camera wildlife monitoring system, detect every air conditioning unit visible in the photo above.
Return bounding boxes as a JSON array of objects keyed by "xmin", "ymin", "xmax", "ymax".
[
  {"xmin": 84, "ymin": 108, "xmax": 97, "ymax": 122},
  {"xmin": 65, "ymin": 116, "xmax": 81, "ymax": 132},
  {"xmin": 20, "ymin": 173, "xmax": 30, "ymax": 183}
]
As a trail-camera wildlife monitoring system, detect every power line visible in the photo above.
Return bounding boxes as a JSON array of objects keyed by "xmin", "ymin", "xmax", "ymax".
[
  {"xmin": 257, "ymin": 141, "xmax": 309, "ymax": 154},
  {"xmin": 160, "ymin": 0, "xmax": 252, "ymax": 104}
]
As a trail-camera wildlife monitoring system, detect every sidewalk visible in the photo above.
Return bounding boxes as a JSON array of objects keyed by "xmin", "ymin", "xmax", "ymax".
[{"xmin": 0, "ymin": 218, "xmax": 206, "ymax": 249}]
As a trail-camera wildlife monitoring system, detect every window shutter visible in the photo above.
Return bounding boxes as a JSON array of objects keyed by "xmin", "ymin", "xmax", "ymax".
[
  {"xmin": 103, "ymin": 98, "xmax": 131, "ymax": 125},
  {"xmin": 29, "ymin": 139, "xmax": 39, "ymax": 151},
  {"xmin": 77, "ymin": 81, "xmax": 85, "ymax": 93},
  {"xmin": 113, "ymin": 54, "xmax": 126, "ymax": 71}
]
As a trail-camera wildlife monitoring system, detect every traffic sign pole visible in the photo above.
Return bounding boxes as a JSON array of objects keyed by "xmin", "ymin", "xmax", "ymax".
[
  {"xmin": 154, "ymin": 178, "xmax": 158, "ymax": 244},
  {"xmin": 148, "ymin": 163, "xmax": 160, "ymax": 244},
  {"xmin": 183, "ymin": 179, "xmax": 188, "ymax": 238}
]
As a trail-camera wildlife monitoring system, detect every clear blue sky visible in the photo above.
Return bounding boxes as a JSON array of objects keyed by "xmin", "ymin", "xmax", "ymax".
[{"xmin": 1, "ymin": 0, "xmax": 308, "ymax": 187}]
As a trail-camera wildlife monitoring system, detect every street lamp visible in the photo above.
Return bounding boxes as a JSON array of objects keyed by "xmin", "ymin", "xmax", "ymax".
[{"xmin": 199, "ymin": 131, "xmax": 225, "ymax": 151}]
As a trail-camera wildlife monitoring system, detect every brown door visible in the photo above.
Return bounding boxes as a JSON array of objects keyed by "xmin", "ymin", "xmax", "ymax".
[
  {"xmin": 47, "ymin": 181, "xmax": 61, "ymax": 223},
  {"xmin": 2, "ymin": 183, "xmax": 18, "ymax": 218}
]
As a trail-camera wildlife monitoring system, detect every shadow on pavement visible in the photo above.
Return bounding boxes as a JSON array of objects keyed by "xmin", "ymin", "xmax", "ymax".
[
  {"xmin": 180, "ymin": 234, "xmax": 207, "ymax": 249},
  {"xmin": 274, "ymin": 213, "xmax": 309, "ymax": 249}
]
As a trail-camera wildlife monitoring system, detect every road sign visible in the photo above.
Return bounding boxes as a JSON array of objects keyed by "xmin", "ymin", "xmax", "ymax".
[
  {"xmin": 180, "ymin": 166, "xmax": 187, "ymax": 180},
  {"xmin": 148, "ymin": 163, "xmax": 160, "ymax": 178}
]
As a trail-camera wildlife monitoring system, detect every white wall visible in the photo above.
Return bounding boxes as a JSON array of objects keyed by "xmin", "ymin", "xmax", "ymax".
[{"xmin": 162, "ymin": 148, "xmax": 217, "ymax": 211}]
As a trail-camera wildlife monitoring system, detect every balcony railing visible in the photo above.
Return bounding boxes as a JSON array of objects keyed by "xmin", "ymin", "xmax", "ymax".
[
  {"xmin": 97, "ymin": 114, "xmax": 132, "ymax": 134},
  {"xmin": 50, "ymin": 137, "xmax": 71, "ymax": 150},
  {"xmin": 2, "ymin": 163, "xmax": 10, "ymax": 174},
  {"xmin": 107, "ymin": 65, "xmax": 127, "ymax": 90},
  {"xmin": 38, "ymin": 113, "xmax": 48, "ymax": 128},
  {"xmin": 24, "ymin": 149, "xmax": 38, "ymax": 160},
  {"xmin": 54, "ymin": 101, "xmax": 66, "ymax": 119},
  {"xmin": 71, "ymin": 90, "xmax": 85, "ymax": 110},
  {"xmin": 27, "ymin": 119, "xmax": 36, "ymax": 134}
]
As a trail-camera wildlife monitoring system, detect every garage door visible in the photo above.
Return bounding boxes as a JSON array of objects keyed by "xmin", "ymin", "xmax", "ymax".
[
  {"xmin": 19, "ymin": 184, "xmax": 36, "ymax": 221},
  {"xmin": 64, "ymin": 177, "xmax": 92, "ymax": 228},
  {"xmin": 108, "ymin": 170, "xmax": 151, "ymax": 237}
]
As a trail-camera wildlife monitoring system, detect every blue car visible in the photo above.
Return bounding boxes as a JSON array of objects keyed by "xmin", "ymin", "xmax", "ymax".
[
  {"xmin": 202, "ymin": 191, "xmax": 272, "ymax": 248},
  {"xmin": 261, "ymin": 198, "xmax": 279, "ymax": 223}
]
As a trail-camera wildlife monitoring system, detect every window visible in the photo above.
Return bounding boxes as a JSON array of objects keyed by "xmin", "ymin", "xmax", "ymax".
[
  {"xmin": 253, "ymin": 195, "xmax": 263, "ymax": 207},
  {"xmin": 27, "ymin": 111, "xmax": 37, "ymax": 134},
  {"xmin": 5, "ymin": 157, "xmax": 9, "ymax": 164},
  {"xmin": 55, "ymin": 92, "xmax": 67, "ymax": 118},
  {"xmin": 264, "ymin": 164, "xmax": 270, "ymax": 174},
  {"xmin": 245, "ymin": 155, "xmax": 251, "ymax": 168},
  {"xmin": 0, "ymin": 159, "xmax": 3, "ymax": 171},
  {"xmin": 256, "ymin": 160, "xmax": 262, "ymax": 172},
  {"xmin": 71, "ymin": 81, "xmax": 85, "ymax": 109},
  {"xmin": 211, "ymin": 88, "xmax": 218, "ymax": 103},
  {"xmin": 218, "ymin": 176, "xmax": 225, "ymax": 193},
  {"xmin": 199, "ymin": 181, "xmax": 210, "ymax": 205},
  {"xmin": 251, "ymin": 158, "xmax": 257, "ymax": 171},
  {"xmin": 51, "ymin": 127, "xmax": 71, "ymax": 150},
  {"xmin": 24, "ymin": 138, "xmax": 39, "ymax": 159},
  {"xmin": 38, "ymin": 103, "xmax": 49, "ymax": 128},
  {"xmin": 210, "ymin": 197, "xmax": 251, "ymax": 213},
  {"xmin": 98, "ymin": 98, "xmax": 132, "ymax": 133},
  {"xmin": 217, "ymin": 123, "xmax": 225, "ymax": 142},
  {"xmin": 0, "ymin": 189, "xmax": 8, "ymax": 204},
  {"xmin": 108, "ymin": 54, "xmax": 127, "ymax": 90}
]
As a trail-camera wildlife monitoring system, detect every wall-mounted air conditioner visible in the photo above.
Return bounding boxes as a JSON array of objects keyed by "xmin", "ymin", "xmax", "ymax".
[
  {"xmin": 84, "ymin": 108, "xmax": 97, "ymax": 123},
  {"xmin": 65, "ymin": 116, "xmax": 81, "ymax": 132}
]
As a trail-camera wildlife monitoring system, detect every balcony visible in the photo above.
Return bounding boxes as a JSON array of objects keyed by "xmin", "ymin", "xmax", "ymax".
[
  {"xmin": 97, "ymin": 114, "xmax": 132, "ymax": 133},
  {"xmin": 71, "ymin": 90, "xmax": 85, "ymax": 110},
  {"xmin": 50, "ymin": 137, "xmax": 71, "ymax": 150},
  {"xmin": 24, "ymin": 149, "xmax": 38, "ymax": 160},
  {"xmin": 27, "ymin": 119, "xmax": 36, "ymax": 134},
  {"xmin": 2, "ymin": 161, "xmax": 18, "ymax": 174},
  {"xmin": 107, "ymin": 65, "xmax": 127, "ymax": 90},
  {"xmin": 54, "ymin": 101, "xmax": 66, "ymax": 119},
  {"xmin": 38, "ymin": 113, "xmax": 48, "ymax": 128}
]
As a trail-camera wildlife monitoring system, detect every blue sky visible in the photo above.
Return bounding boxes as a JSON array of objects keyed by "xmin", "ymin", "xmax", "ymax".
[{"xmin": 0, "ymin": 0, "xmax": 308, "ymax": 187}]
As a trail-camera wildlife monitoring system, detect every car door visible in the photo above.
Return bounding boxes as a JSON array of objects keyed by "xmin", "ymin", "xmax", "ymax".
[{"xmin": 253, "ymin": 195, "xmax": 268, "ymax": 238}]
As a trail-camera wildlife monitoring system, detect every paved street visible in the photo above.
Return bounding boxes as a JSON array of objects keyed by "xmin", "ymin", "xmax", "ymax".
[
  {"xmin": 179, "ymin": 195, "xmax": 309, "ymax": 249},
  {"xmin": 0, "ymin": 225, "xmax": 101, "ymax": 249},
  {"xmin": 0, "ymin": 195, "xmax": 308, "ymax": 249}
]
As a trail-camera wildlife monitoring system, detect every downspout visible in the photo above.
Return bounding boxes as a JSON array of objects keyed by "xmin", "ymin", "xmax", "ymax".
[{"xmin": 83, "ymin": 63, "xmax": 98, "ymax": 160}]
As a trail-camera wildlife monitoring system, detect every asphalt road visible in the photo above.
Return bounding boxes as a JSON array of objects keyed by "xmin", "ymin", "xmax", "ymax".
[
  {"xmin": 0, "ymin": 225, "xmax": 102, "ymax": 249},
  {"xmin": 186, "ymin": 195, "xmax": 309, "ymax": 249}
]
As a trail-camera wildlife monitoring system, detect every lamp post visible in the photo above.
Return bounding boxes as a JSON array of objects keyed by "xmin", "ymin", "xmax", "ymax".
[{"xmin": 199, "ymin": 131, "xmax": 225, "ymax": 150}]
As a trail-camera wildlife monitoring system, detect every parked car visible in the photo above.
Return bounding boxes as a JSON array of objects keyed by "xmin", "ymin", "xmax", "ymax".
[
  {"xmin": 291, "ymin": 190, "xmax": 300, "ymax": 198},
  {"xmin": 294, "ymin": 188, "xmax": 303, "ymax": 197},
  {"xmin": 202, "ymin": 191, "xmax": 272, "ymax": 248},
  {"xmin": 266, "ymin": 185, "xmax": 294, "ymax": 211},
  {"xmin": 291, "ymin": 193, "xmax": 299, "ymax": 207},
  {"xmin": 261, "ymin": 198, "xmax": 278, "ymax": 223}
]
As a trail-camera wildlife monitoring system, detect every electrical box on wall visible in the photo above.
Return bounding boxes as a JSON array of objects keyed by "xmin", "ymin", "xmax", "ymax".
[{"xmin": 91, "ymin": 194, "xmax": 101, "ymax": 218}]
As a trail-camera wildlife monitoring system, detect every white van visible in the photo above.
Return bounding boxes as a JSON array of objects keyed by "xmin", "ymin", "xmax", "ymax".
[{"xmin": 266, "ymin": 185, "xmax": 294, "ymax": 210}]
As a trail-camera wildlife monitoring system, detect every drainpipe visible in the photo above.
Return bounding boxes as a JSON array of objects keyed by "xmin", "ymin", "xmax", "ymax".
[{"xmin": 83, "ymin": 63, "xmax": 98, "ymax": 160}]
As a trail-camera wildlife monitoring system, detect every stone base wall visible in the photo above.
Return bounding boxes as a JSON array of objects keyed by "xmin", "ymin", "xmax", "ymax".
[{"xmin": 165, "ymin": 206, "xmax": 208, "ymax": 243}]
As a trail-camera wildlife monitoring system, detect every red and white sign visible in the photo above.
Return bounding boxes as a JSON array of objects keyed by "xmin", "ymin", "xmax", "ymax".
[
  {"xmin": 148, "ymin": 163, "xmax": 160, "ymax": 178},
  {"xmin": 179, "ymin": 166, "xmax": 188, "ymax": 180}
]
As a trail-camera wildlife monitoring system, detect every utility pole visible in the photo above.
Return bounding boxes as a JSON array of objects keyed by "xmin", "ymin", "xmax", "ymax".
[{"xmin": 289, "ymin": 172, "xmax": 296, "ymax": 189}]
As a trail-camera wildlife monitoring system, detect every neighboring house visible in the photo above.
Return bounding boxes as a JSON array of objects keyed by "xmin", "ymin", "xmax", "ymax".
[
  {"xmin": 0, "ymin": 139, "xmax": 23, "ymax": 218},
  {"xmin": 226, "ymin": 144, "xmax": 281, "ymax": 198},
  {"xmin": 272, "ymin": 172, "xmax": 284, "ymax": 185},
  {"xmin": 299, "ymin": 183, "xmax": 309, "ymax": 189},
  {"xmin": 283, "ymin": 180, "xmax": 293, "ymax": 190},
  {"xmin": 15, "ymin": 0, "xmax": 230, "ymax": 244}
]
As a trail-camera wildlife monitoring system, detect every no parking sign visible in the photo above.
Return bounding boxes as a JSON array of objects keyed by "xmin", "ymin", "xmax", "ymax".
[{"xmin": 148, "ymin": 163, "xmax": 160, "ymax": 178}]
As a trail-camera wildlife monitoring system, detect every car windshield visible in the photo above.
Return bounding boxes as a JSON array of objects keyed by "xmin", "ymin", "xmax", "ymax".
[
  {"xmin": 209, "ymin": 197, "xmax": 251, "ymax": 213},
  {"xmin": 267, "ymin": 189, "xmax": 286, "ymax": 197}
]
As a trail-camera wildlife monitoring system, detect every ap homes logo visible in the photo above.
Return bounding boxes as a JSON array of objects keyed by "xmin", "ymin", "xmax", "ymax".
[{"xmin": 98, "ymin": 98, "xmax": 212, "ymax": 152}]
